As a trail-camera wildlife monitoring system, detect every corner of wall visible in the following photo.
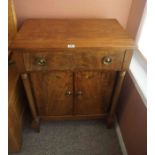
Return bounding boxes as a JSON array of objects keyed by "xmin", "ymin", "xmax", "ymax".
[{"xmin": 115, "ymin": 117, "xmax": 128, "ymax": 155}]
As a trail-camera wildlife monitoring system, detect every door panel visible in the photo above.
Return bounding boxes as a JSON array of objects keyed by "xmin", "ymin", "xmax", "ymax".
[
  {"xmin": 75, "ymin": 71, "xmax": 116, "ymax": 115},
  {"xmin": 30, "ymin": 71, "xmax": 73, "ymax": 116}
]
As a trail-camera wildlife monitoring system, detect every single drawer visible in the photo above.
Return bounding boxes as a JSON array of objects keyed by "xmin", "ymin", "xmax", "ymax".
[{"xmin": 23, "ymin": 49, "xmax": 125, "ymax": 71}]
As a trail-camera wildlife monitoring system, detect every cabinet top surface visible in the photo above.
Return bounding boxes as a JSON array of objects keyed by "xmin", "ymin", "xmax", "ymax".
[{"xmin": 11, "ymin": 19, "xmax": 135, "ymax": 49}]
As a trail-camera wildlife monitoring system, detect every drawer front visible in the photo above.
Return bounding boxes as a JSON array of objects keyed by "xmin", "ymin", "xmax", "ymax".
[
  {"xmin": 74, "ymin": 49, "xmax": 125, "ymax": 70},
  {"xmin": 23, "ymin": 49, "xmax": 125, "ymax": 71},
  {"xmin": 23, "ymin": 51, "xmax": 74, "ymax": 71}
]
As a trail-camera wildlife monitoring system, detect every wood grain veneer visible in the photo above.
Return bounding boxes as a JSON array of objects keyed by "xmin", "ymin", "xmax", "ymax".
[
  {"xmin": 11, "ymin": 19, "xmax": 135, "ymax": 49},
  {"xmin": 8, "ymin": 0, "xmax": 17, "ymax": 48},
  {"xmin": 12, "ymin": 19, "xmax": 135, "ymax": 131},
  {"xmin": 23, "ymin": 48, "xmax": 125, "ymax": 71}
]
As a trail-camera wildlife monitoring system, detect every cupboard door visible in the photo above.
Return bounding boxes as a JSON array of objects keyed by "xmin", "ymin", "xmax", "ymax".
[
  {"xmin": 75, "ymin": 71, "xmax": 116, "ymax": 115},
  {"xmin": 30, "ymin": 71, "xmax": 73, "ymax": 116}
]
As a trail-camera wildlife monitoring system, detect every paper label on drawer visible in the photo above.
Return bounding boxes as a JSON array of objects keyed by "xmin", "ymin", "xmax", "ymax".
[{"xmin": 67, "ymin": 44, "xmax": 76, "ymax": 48}]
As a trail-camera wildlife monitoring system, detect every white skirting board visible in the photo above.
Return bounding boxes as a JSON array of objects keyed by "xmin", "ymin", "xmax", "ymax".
[{"xmin": 115, "ymin": 118, "xmax": 128, "ymax": 155}]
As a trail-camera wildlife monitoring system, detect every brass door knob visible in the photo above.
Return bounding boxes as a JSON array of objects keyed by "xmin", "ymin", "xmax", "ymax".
[
  {"xmin": 76, "ymin": 91, "xmax": 83, "ymax": 96},
  {"xmin": 35, "ymin": 57, "xmax": 47, "ymax": 66},
  {"xmin": 65, "ymin": 91, "xmax": 73, "ymax": 96},
  {"xmin": 102, "ymin": 56, "xmax": 112, "ymax": 65}
]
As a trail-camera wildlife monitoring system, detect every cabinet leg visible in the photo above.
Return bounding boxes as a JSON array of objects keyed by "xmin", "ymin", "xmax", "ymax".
[
  {"xmin": 32, "ymin": 118, "xmax": 40, "ymax": 133},
  {"xmin": 107, "ymin": 71, "xmax": 126, "ymax": 128},
  {"xmin": 106, "ymin": 115, "xmax": 115, "ymax": 128},
  {"xmin": 21, "ymin": 73, "xmax": 40, "ymax": 132}
]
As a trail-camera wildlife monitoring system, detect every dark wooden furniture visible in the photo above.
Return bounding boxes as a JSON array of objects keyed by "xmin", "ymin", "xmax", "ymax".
[
  {"xmin": 11, "ymin": 19, "xmax": 135, "ymax": 131},
  {"xmin": 8, "ymin": 0, "xmax": 25, "ymax": 152},
  {"xmin": 8, "ymin": 61, "xmax": 26, "ymax": 152}
]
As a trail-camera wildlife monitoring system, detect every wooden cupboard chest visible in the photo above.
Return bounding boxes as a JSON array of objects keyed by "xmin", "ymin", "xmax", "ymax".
[{"xmin": 11, "ymin": 19, "xmax": 135, "ymax": 131}]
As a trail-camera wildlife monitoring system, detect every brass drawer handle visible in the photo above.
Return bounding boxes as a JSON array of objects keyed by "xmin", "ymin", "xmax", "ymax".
[
  {"xmin": 35, "ymin": 57, "xmax": 47, "ymax": 66},
  {"xmin": 102, "ymin": 57, "xmax": 112, "ymax": 65},
  {"xmin": 65, "ymin": 91, "xmax": 73, "ymax": 96}
]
